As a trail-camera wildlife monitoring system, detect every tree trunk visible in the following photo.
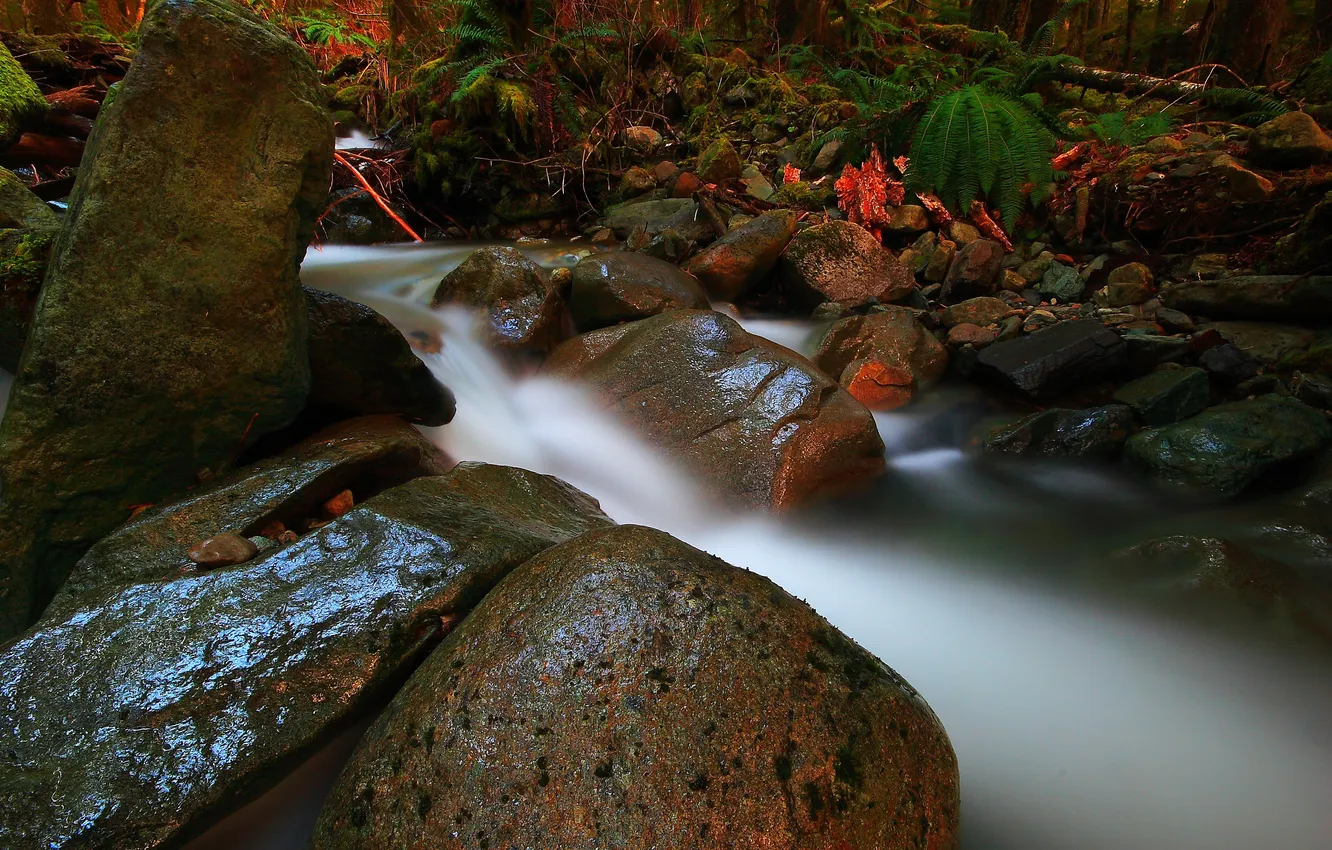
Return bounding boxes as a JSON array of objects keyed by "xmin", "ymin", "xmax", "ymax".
[
  {"xmin": 1213, "ymin": 0, "xmax": 1289, "ymax": 83},
  {"xmin": 1007, "ymin": 0, "xmax": 1032, "ymax": 40},
  {"xmin": 1124, "ymin": 0, "xmax": 1142, "ymax": 68},
  {"xmin": 970, "ymin": 0, "xmax": 1007, "ymax": 32},
  {"xmin": 1316, "ymin": 0, "xmax": 1332, "ymax": 53},
  {"xmin": 1067, "ymin": 2, "xmax": 1088, "ymax": 57},
  {"xmin": 1157, "ymin": 0, "xmax": 1181, "ymax": 29},
  {"xmin": 1024, "ymin": 0, "xmax": 1059, "ymax": 44}
]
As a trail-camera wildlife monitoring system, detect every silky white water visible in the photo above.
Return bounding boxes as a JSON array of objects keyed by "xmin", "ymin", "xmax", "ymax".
[{"xmin": 192, "ymin": 243, "xmax": 1332, "ymax": 848}]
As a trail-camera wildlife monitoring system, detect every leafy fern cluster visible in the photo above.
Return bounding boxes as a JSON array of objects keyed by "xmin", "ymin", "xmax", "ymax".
[{"xmin": 906, "ymin": 86, "xmax": 1055, "ymax": 229}]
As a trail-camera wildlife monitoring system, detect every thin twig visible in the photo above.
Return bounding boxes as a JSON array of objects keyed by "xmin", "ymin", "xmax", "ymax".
[{"xmin": 333, "ymin": 152, "xmax": 422, "ymax": 242}]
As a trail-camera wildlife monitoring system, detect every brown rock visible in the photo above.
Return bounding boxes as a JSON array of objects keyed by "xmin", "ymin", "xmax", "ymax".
[
  {"xmin": 570, "ymin": 252, "xmax": 708, "ymax": 332},
  {"xmin": 622, "ymin": 125, "xmax": 663, "ymax": 154},
  {"xmin": 186, "ymin": 533, "xmax": 258, "ymax": 568},
  {"xmin": 686, "ymin": 209, "xmax": 797, "ymax": 301},
  {"xmin": 924, "ymin": 239, "xmax": 957, "ymax": 283},
  {"xmin": 1212, "ymin": 155, "xmax": 1274, "ymax": 203},
  {"xmin": 887, "ymin": 205, "xmax": 929, "ymax": 234},
  {"xmin": 543, "ymin": 310, "xmax": 885, "ymax": 509},
  {"xmin": 310, "ymin": 524, "xmax": 960, "ymax": 850},
  {"xmin": 431, "ymin": 246, "xmax": 562, "ymax": 354},
  {"xmin": 672, "ymin": 171, "xmax": 703, "ymax": 198},
  {"xmin": 1248, "ymin": 112, "xmax": 1332, "ymax": 169},
  {"xmin": 1097, "ymin": 262, "xmax": 1156, "ymax": 307},
  {"xmin": 698, "ymin": 137, "xmax": 742, "ymax": 183},
  {"xmin": 323, "ymin": 489, "xmax": 354, "ymax": 518},
  {"xmin": 941, "ymin": 239, "xmax": 1004, "ymax": 302},
  {"xmin": 947, "ymin": 323, "xmax": 998, "ymax": 347},
  {"xmin": 652, "ymin": 160, "xmax": 679, "ymax": 183},
  {"xmin": 814, "ymin": 308, "xmax": 948, "ymax": 408},
  {"xmin": 946, "ymin": 221, "xmax": 981, "ymax": 245},
  {"xmin": 776, "ymin": 220, "xmax": 916, "ymax": 310},
  {"xmin": 942, "ymin": 296, "xmax": 1012, "ymax": 328}
]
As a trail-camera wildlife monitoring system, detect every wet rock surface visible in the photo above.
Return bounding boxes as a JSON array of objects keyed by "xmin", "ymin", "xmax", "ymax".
[
  {"xmin": 777, "ymin": 220, "xmax": 916, "ymax": 310},
  {"xmin": 974, "ymin": 319, "xmax": 1127, "ymax": 399},
  {"xmin": 306, "ymin": 286, "xmax": 455, "ymax": 425},
  {"xmin": 431, "ymin": 245, "xmax": 563, "ymax": 354},
  {"xmin": 686, "ymin": 208, "xmax": 796, "ymax": 301},
  {"xmin": 981, "ymin": 405, "xmax": 1135, "ymax": 459},
  {"xmin": 569, "ymin": 252, "xmax": 709, "ymax": 332},
  {"xmin": 1112, "ymin": 367, "xmax": 1211, "ymax": 426},
  {"xmin": 0, "ymin": 462, "xmax": 612, "ymax": 850},
  {"xmin": 310, "ymin": 524, "xmax": 960, "ymax": 850},
  {"xmin": 1125, "ymin": 396, "xmax": 1332, "ymax": 496},
  {"xmin": 542, "ymin": 309, "xmax": 886, "ymax": 509},
  {"xmin": 814, "ymin": 308, "xmax": 948, "ymax": 410},
  {"xmin": 0, "ymin": 0, "xmax": 334, "ymax": 640}
]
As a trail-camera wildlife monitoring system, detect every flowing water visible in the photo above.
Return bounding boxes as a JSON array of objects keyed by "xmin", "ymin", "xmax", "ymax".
[{"xmin": 183, "ymin": 242, "xmax": 1332, "ymax": 849}]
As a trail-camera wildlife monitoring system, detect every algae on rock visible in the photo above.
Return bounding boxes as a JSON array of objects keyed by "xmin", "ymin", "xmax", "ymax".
[
  {"xmin": 0, "ymin": 42, "xmax": 46, "ymax": 147},
  {"xmin": 0, "ymin": 0, "xmax": 335, "ymax": 639}
]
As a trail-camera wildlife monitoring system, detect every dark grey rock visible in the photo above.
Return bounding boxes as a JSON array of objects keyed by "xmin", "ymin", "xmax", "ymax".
[
  {"xmin": 981, "ymin": 405, "xmax": 1135, "ymax": 459},
  {"xmin": 1113, "ymin": 367, "xmax": 1211, "ymax": 426},
  {"xmin": 974, "ymin": 319, "xmax": 1128, "ymax": 399}
]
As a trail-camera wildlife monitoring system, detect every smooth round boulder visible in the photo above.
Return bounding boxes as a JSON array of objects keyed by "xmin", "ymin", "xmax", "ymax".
[
  {"xmin": 1248, "ymin": 112, "xmax": 1332, "ymax": 169},
  {"xmin": 311, "ymin": 524, "xmax": 960, "ymax": 850},
  {"xmin": 543, "ymin": 309, "xmax": 886, "ymax": 510},
  {"xmin": 686, "ymin": 208, "xmax": 797, "ymax": 301},
  {"xmin": 814, "ymin": 309, "xmax": 947, "ymax": 410},
  {"xmin": 569, "ymin": 252, "xmax": 709, "ymax": 332},
  {"xmin": 776, "ymin": 220, "xmax": 916, "ymax": 310},
  {"xmin": 431, "ymin": 246, "xmax": 562, "ymax": 354}
]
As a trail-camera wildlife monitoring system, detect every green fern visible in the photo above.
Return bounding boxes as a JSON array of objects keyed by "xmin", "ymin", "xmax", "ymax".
[
  {"xmin": 1201, "ymin": 87, "xmax": 1288, "ymax": 126},
  {"xmin": 1086, "ymin": 111, "xmax": 1173, "ymax": 146},
  {"xmin": 293, "ymin": 10, "xmax": 376, "ymax": 50},
  {"xmin": 907, "ymin": 85, "xmax": 1056, "ymax": 229},
  {"xmin": 1027, "ymin": 0, "xmax": 1088, "ymax": 56}
]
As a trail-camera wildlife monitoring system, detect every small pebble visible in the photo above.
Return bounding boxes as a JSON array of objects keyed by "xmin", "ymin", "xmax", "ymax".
[
  {"xmin": 324, "ymin": 489, "xmax": 355, "ymax": 519},
  {"xmin": 187, "ymin": 533, "xmax": 259, "ymax": 568}
]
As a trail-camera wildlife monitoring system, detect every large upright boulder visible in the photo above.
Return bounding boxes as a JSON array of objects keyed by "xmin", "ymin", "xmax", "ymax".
[
  {"xmin": 0, "ymin": 463, "xmax": 612, "ymax": 850},
  {"xmin": 0, "ymin": 42, "xmax": 45, "ymax": 147},
  {"xmin": 311, "ymin": 525, "xmax": 960, "ymax": 850},
  {"xmin": 0, "ymin": 0, "xmax": 334, "ymax": 639},
  {"xmin": 543, "ymin": 310, "xmax": 885, "ymax": 509}
]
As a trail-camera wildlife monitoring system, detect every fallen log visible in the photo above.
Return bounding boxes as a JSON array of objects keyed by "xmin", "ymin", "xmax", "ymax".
[
  {"xmin": 1047, "ymin": 64, "xmax": 1211, "ymax": 101},
  {"xmin": 44, "ymin": 108, "xmax": 93, "ymax": 140},
  {"xmin": 0, "ymin": 133, "xmax": 85, "ymax": 168}
]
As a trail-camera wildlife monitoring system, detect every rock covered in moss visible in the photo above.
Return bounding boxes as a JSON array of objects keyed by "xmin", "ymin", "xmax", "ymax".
[
  {"xmin": 0, "ymin": 0, "xmax": 334, "ymax": 640},
  {"xmin": 0, "ymin": 462, "xmax": 611, "ymax": 850},
  {"xmin": 1247, "ymin": 112, "xmax": 1332, "ymax": 169},
  {"xmin": 1112, "ymin": 367, "xmax": 1210, "ymax": 427},
  {"xmin": 686, "ymin": 208, "xmax": 796, "ymax": 301},
  {"xmin": 432, "ymin": 245, "xmax": 563, "ymax": 354},
  {"xmin": 569, "ymin": 252, "xmax": 708, "ymax": 332},
  {"xmin": 777, "ymin": 220, "xmax": 915, "ymax": 310},
  {"xmin": 0, "ymin": 42, "xmax": 45, "ymax": 146},
  {"xmin": 604, "ymin": 197, "xmax": 712, "ymax": 241},
  {"xmin": 543, "ymin": 309, "xmax": 885, "ymax": 509},
  {"xmin": 698, "ymin": 137, "xmax": 742, "ymax": 183},
  {"xmin": 311, "ymin": 524, "xmax": 959, "ymax": 850},
  {"xmin": 814, "ymin": 308, "xmax": 948, "ymax": 410},
  {"xmin": 1163, "ymin": 275, "xmax": 1332, "ymax": 323},
  {"xmin": 0, "ymin": 168, "xmax": 60, "ymax": 371},
  {"xmin": 305, "ymin": 286, "xmax": 454, "ymax": 425},
  {"xmin": 1125, "ymin": 395, "xmax": 1332, "ymax": 496}
]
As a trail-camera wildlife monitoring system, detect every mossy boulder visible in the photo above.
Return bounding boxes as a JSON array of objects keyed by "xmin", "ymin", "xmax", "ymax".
[
  {"xmin": 697, "ymin": 137, "xmax": 742, "ymax": 183},
  {"xmin": 603, "ymin": 197, "xmax": 713, "ymax": 241},
  {"xmin": 311, "ymin": 524, "xmax": 960, "ymax": 850},
  {"xmin": 686, "ymin": 208, "xmax": 796, "ymax": 301},
  {"xmin": 569, "ymin": 252, "xmax": 708, "ymax": 332},
  {"xmin": 0, "ymin": 168, "xmax": 61, "ymax": 372},
  {"xmin": 1125, "ymin": 396, "xmax": 1332, "ymax": 496},
  {"xmin": 431, "ymin": 246, "xmax": 563, "ymax": 355},
  {"xmin": 0, "ymin": 462, "xmax": 612, "ymax": 850},
  {"xmin": 776, "ymin": 220, "xmax": 916, "ymax": 310},
  {"xmin": 0, "ymin": 0, "xmax": 334, "ymax": 640},
  {"xmin": 0, "ymin": 42, "xmax": 46, "ymax": 147},
  {"xmin": 305, "ymin": 286, "xmax": 455, "ymax": 425},
  {"xmin": 542, "ymin": 309, "xmax": 885, "ymax": 509},
  {"xmin": 1247, "ymin": 112, "xmax": 1332, "ymax": 169}
]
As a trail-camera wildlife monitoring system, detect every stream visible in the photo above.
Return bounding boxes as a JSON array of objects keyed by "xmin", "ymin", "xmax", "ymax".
[{"xmin": 183, "ymin": 241, "xmax": 1332, "ymax": 849}]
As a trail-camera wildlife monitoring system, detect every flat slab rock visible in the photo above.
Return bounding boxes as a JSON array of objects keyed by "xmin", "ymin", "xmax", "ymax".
[
  {"xmin": 974, "ymin": 319, "xmax": 1127, "ymax": 399},
  {"xmin": 311, "ymin": 524, "xmax": 960, "ymax": 850},
  {"xmin": 0, "ymin": 463, "xmax": 611, "ymax": 850},
  {"xmin": 542, "ymin": 309, "xmax": 885, "ymax": 510},
  {"xmin": 1163, "ymin": 276, "xmax": 1332, "ymax": 324}
]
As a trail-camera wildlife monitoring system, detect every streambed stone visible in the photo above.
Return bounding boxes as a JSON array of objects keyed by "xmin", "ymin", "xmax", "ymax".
[
  {"xmin": 974, "ymin": 319, "xmax": 1127, "ymax": 399},
  {"xmin": 1125, "ymin": 396, "xmax": 1332, "ymax": 496},
  {"xmin": 980, "ymin": 405, "xmax": 1135, "ymax": 460},
  {"xmin": 1163, "ymin": 275, "xmax": 1332, "ymax": 323},
  {"xmin": 814, "ymin": 308, "xmax": 948, "ymax": 410},
  {"xmin": 311, "ymin": 524, "xmax": 960, "ymax": 850},
  {"xmin": 0, "ymin": 463, "xmax": 612, "ymax": 850},
  {"xmin": 686, "ymin": 208, "xmax": 796, "ymax": 301},
  {"xmin": 1113, "ymin": 367, "xmax": 1211, "ymax": 426},
  {"xmin": 542, "ymin": 309, "xmax": 885, "ymax": 509},
  {"xmin": 776, "ymin": 220, "xmax": 915, "ymax": 310},
  {"xmin": 306, "ymin": 286, "xmax": 455, "ymax": 425},
  {"xmin": 569, "ymin": 252, "xmax": 708, "ymax": 331},
  {"xmin": 0, "ymin": 0, "xmax": 334, "ymax": 640},
  {"xmin": 431, "ymin": 246, "xmax": 563, "ymax": 355}
]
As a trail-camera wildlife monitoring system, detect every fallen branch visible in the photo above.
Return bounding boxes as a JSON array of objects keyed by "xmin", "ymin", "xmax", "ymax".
[
  {"xmin": 1049, "ymin": 64, "xmax": 1213, "ymax": 100},
  {"xmin": 333, "ymin": 152, "xmax": 422, "ymax": 243},
  {"xmin": 0, "ymin": 133, "xmax": 84, "ymax": 168}
]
